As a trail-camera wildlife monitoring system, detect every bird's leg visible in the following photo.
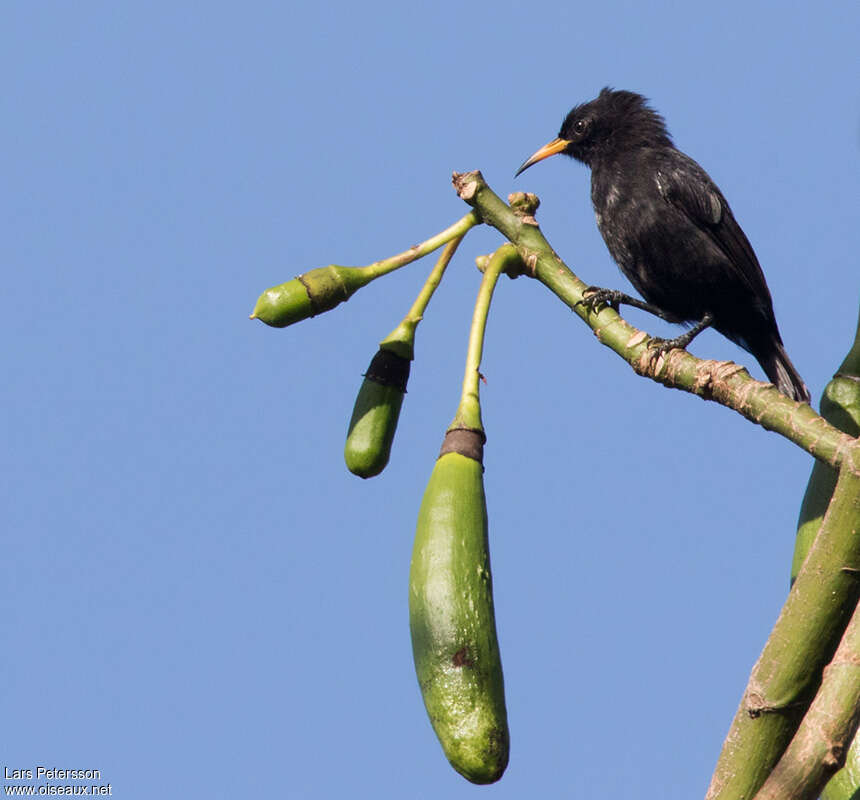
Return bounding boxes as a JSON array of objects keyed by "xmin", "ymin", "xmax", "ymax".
[
  {"xmin": 576, "ymin": 286, "xmax": 676, "ymax": 321},
  {"xmin": 577, "ymin": 288, "xmax": 714, "ymax": 360},
  {"xmin": 647, "ymin": 311, "xmax": 715, "ymax": 359}
]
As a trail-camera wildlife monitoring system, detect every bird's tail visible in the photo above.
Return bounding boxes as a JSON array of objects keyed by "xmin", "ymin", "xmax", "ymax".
[{"xmin": 755, "ymin": 339, "xmax": 810, "ymax": 403}]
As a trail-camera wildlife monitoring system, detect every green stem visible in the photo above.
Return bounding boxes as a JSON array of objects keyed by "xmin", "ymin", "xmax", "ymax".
[
  {"xmin": 800, "ymin": 307, "xmax": 860, "ymax": 800},
  {"xmin": 793, "ymin": 306, "xmax": 860, "ymax": 582},
  {"xmin": 380, "ymin": 235, "xmax": 465, "ymax": 360},
  {"xmin": 706, "ymin": 460, "xmax": 860, "ymax": 800},
  {"xmin": 449, "ymin": 244, "xmax": 519, "ymax": 434},
  {"xmin": 363, "ymin": 211, "xmax": 480, "ymax": 281}
]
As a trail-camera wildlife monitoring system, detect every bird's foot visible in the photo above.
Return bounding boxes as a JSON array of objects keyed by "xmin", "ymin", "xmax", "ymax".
[
  {"xmin": 576, "ymin": 286, "xmax": 626, "ymax": 313},
  {"xmin": 576, "ymin": 286, "xmax": 674, "ymax": 320},
  {"xmin": 648, "ymin": 311, "xmax": 714, "ymax": 361},
  {"xmin": 643, "ymin": 336, "xmax": 680, "ymax": 367},
  {"xmin": 643, "ymin": 313, "xmax": 714, "ymax": 366}
]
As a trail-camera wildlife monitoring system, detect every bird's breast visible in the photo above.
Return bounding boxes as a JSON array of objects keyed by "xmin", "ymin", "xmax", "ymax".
[{"xmin": 592, "ymin": 178, "xmax": 653, "ymax": 270}]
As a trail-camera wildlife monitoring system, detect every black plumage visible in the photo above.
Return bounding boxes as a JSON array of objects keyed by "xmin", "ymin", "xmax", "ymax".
[{"xmin": 516, "ymin": 88, "xmax": 809, "ymax": 402}]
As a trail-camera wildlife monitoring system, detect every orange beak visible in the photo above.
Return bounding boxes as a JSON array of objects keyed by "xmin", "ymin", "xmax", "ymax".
[{"xmin": 515, "ymin": 137, "xmax": 571, "ymax": 176}]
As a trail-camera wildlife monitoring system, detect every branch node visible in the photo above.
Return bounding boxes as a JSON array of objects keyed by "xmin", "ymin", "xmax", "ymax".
[
  {"xmin": 519, "ymin": 250, "xmax": 538, "ymax": 277},
  {"xmin": 476, "ymin": 252, "xmax": 526, "ymax": 280},
  {"xmin": 691, "ymin": 359, "xmax": 745, "ymax": 399},
  {"xmin": 508, "ymin": 191, "xmax": 540, "ymax": 226},
  {"xmin": 745, "ymin": 690, "xmax": 806, "ymax": 719}
]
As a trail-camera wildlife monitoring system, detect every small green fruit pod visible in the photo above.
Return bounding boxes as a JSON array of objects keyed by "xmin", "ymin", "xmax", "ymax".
[
  {"xmin": 342, "ymin": 234, "xmax": 468, "ymax": 478},
  {"xmin": 250, "ymin": 265, "xmax": 372, "ymax": 328},
  {"xmin": 249, "ymin": 211, "xmax": 481, "ymax": 328},
  {"xmin": 344, "ymin": 348, "xmax": 410, "ymax": 478}
]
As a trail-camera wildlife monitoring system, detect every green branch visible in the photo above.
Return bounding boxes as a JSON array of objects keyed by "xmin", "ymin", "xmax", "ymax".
[
  {"xmin": 708, "ymin": 310, "xmax": 860, "ymax": 800},
  {"xmin": 380, "ymin": 234, "xmax": 465, "ymax": 361},
  {"xmin": 794, "ymin": 308, "xmax": 860, "ymax": 800},
  {"xmin": 449, "ymin": 244, "xmax": 519, "ymax": 434},
  {"xmin": 793, "ymin": 309, "xmax": 860, "ymax": 580},
  {"xmin": 361, "ymin": 211, "xmax": 480, "ymax": 280},
  {"xmin": 705, "ymin": 461, "xmax": 860, "ymax": 799},
  {"xmin": 451, "ymin": 170, "xmax": 856, "ymax": 473},
  {"xmin": 753, "ymin": 554, "xmax": 860, "ymax": 800}
]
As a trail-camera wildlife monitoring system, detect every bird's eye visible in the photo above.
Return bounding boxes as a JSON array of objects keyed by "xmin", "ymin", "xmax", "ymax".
[{"xmin": 573, "ymin": 119, "xmax": 588, "ymax": 136}]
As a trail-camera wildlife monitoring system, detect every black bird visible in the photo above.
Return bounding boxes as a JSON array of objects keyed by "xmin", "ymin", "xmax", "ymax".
[{"xmin": 516, "ymin": 88, "xmax": 810, "ymax": 403}]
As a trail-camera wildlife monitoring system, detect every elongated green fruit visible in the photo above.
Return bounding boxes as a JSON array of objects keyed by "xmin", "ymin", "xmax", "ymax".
[
  {"xmin": 344, "ymin": 348, "xmax": 410, "ymax": 478},
  {"xmin": 250, "ymin": 265, "xmax": 374, "ymax": 328},
  {"xmin": 409, "ymin": 429, "xmax": 508, "ymax": 784}
]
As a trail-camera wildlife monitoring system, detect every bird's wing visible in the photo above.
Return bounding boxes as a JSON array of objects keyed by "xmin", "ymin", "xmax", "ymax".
[{"xmin": 655, "ymin": 153, "xmax": 773, "ymax": 305}]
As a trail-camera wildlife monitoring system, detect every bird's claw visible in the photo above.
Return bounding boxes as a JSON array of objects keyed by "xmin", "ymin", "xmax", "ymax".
[
  {"xmin": 644, "ymin": 331, "xmax": 695, "ymax": 367},
  {"xmin": 643, "ymin": 338, "xmax": 674, "ymax": 367},
  {"xmin": 576, "ymin": 286, "xmax": 623, "ymax": 313}
]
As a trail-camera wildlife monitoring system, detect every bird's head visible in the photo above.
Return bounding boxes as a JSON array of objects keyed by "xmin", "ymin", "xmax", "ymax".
[{"xmin": 515, "ymin": 88, "xmax": 672, "ymax": 174}]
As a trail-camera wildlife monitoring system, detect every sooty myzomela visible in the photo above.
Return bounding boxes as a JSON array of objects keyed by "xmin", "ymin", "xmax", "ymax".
[{"xmin": 516, "ymin": 88, "xmax": 809, "ymax": 403}]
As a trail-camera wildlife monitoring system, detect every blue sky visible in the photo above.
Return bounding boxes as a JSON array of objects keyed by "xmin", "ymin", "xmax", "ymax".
[{"xmin": 3, "ymin": 2, "xmax": 859, "ymax": 798}]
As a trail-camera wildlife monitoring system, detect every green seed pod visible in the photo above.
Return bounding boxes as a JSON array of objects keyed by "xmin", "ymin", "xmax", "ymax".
[
  {"xmin": 250, "ymin": 265, "xmax": 373, "ymax": 328},
  {"xmin": 409, "ymin": 429, "xmax": 509, "ymax": 784},
  {"xmin": 344, "ymin": 348, "xmax": 410, "ymax": 478}
]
